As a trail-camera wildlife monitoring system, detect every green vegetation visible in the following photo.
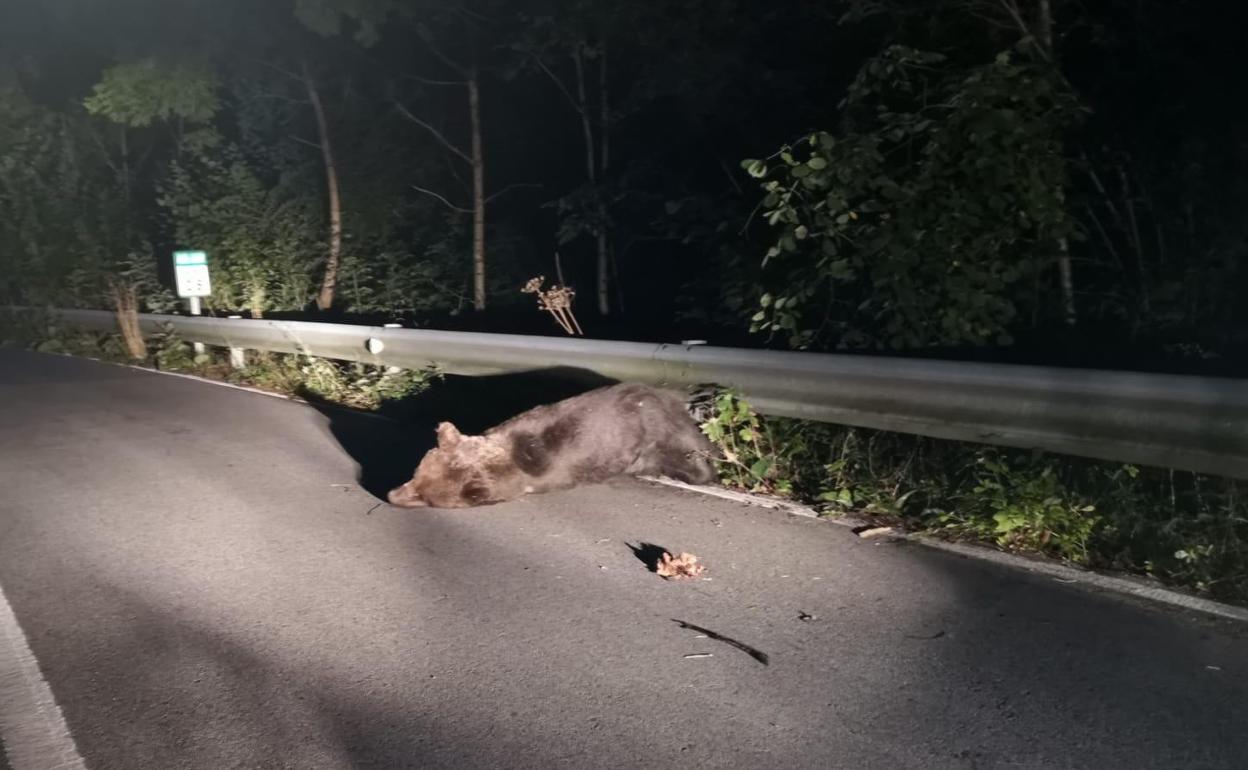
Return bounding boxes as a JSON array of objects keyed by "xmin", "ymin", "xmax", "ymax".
[
  {"xmin": 235, "ymin": 353, "xmax": 438, "ymax": 410},
  {"xmin": 743, "ymin": 45, "xmax": 1078, "ymax": 350},
  {"xmin": 698, "ymin": 389, "xmax": 1248, "ymax": 603}
]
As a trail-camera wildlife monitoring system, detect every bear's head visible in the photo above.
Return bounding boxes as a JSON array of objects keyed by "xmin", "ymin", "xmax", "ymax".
[{"xmin": 387, "ymin": 422, "xmax": 516, "ymax": 508}]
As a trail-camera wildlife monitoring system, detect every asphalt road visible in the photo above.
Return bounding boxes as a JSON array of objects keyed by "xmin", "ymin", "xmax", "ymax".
[{"xmin": 1, "ymin": 348, "xmax": 1246, "ymax": 769}]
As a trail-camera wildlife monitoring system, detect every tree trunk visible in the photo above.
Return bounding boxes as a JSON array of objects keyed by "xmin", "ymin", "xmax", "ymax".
[
  {"xmin": 599, "ymin": 40, "xmax": 609, "ymax": 174},
  {"xmin": 596, "ymin": 39, "xmax": 612, "ymax": 316},
  {"xmin": 573, "ymin": 45, "xmax": 610, "ymax": 316},
  {"xmin": 1036, "ymin": 0, "xmax": 1054, "ymax": 53},
  {"xmin": 595, "ymin": 227, "xmax": 610, "ymax": 316},
  {"xmin": 573, "ymin": 46, "xmax": 596, "ymax": 182},
  {"xmin": 111, "ymin": 281, "xmax": 147, "ymax": 360},
  {"xmin": 1057, "ymin": 236, "xmax": 1076, "ymax": 326},
  {"xmin": 119, "ymin": 126, "xmax": 131, "ymax": 207},
  {"xmin": 468, "ymin": 71, "xmax": 486, "ymax": 311},
  {"xmin": 304, "ymin": 64, "xmax": 342, "ymax": 312},
  {"xmin": 1031, "ymin": 0, "xmax": 1075, "ymax": 324},
  {"xmin": 119, "ymin": 126, "xmax": 134, "ymax": 253}
]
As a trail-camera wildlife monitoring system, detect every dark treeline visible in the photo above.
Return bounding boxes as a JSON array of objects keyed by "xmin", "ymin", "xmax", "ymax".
[{"xmin": 1, "ymin": 0, "xmax": 1244, "ymax": 369}]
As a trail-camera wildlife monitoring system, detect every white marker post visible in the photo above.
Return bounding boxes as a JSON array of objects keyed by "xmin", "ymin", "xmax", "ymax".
[
  {"xmin": 226, "ymin": 315, "xmax": 246, "ymax": 369},
  {"xmin": 173, "ymin": 250, "xmax": 211, "ymax": 357}
]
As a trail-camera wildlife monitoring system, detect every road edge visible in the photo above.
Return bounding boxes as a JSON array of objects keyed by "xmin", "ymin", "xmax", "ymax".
[
  {"xmin": 0, "ymin": 581, "xmax": 87, "ymax": 770},
  {"xmin": 643, "ymin": 476, "xmax": 1248, "ymax": 624}
]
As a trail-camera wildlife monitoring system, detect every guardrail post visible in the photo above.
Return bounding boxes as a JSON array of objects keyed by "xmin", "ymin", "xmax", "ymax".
[
  {"xmin": 189, "ymin": 297, "xmax": 206, "ymax": 357},
  {"xmin": 226, "ymin": 315, "xmax": 245, "ymax": 369},
  {"xmin": 381, "ymin": 323, "xmax": 403, "ymax": 372}
]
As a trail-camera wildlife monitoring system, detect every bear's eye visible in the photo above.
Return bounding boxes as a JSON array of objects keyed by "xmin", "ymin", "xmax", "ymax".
[{"xmin": 461, "ymin": 481, "xmax": 490, "ymax": 505}]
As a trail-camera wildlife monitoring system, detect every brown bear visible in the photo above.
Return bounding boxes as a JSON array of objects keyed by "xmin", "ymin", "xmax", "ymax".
[{"xmin": 386, "ymin": 382, "xmax": 718, "ymax": 508}]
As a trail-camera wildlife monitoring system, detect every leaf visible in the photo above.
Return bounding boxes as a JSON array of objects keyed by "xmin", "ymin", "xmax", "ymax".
[
  {"xmin": 993, "ymin": 511, "xmax": 1025, "ymax": 534},
  {"xmin": 807, "ymin": 156, "xmax": 828, "ymax": 171},
  {"xmin": 749, "ymin": 458, "xmax": 773, "ymax": 479},
  {"xmin": 655, "ymin": 551, "xmax": 705, "ymax": 580},
  {"xmin": 744, "ymin": 159, "xmax": 768, "ymax": 178},
  {"xmin": 827, "ymin": 259, "xmax": 853, "ymax": 280}
]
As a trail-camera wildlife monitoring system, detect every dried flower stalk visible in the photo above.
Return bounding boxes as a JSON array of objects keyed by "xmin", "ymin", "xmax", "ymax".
[{"xmin": 521, "ymin": 275, "xmax": 583, "ymax": 335}]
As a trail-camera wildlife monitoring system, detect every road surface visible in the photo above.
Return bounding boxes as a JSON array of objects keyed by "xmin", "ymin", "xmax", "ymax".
[{"xmin": 1, "ymin": 348, "xmax": 1245, "ymax": 769}]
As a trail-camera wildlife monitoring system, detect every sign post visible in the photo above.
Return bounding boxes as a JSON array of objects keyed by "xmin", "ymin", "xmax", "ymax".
[{"xmin": 173, "ymin": 250, "xmax": 211, "ymax": 356}]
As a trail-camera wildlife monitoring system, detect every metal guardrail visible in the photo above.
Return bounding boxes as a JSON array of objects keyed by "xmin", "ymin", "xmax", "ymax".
[{"xmin": 11, "ymin": 306, "xmax": 1248, "ymax": 480}]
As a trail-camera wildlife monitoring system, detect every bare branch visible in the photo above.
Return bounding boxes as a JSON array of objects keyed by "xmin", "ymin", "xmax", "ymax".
[
  {"xmin": 995, "ymin": 0, "xmax": 1051, "ymax": 61},
  {"xmin": 402, "ymin": 72, "xmax": 468, "ymax": 88},
  {"xmin": 254, "ymin": 58, "xmax": 305, "ymax": 83},
  {"xmin": 1082, "ymin": 203, "xmax": 1126, "ymax": 272},
  {"xmin": 1119, "ymin": 165, "xmax": 1146, "ymax": 273},
  {"xmin": 738, "ymin": 198, "xmax": 765, "ymax": 237},
  {"xmin": 1083, "ymin": 161, "xmax": 1128, "ymax": 233},
  {"xmin": 718, "ymin": 156, "xmax": 744, "ymax": 195},
  {"xmin": 253, "ymin": 92, "xmax": 309, "ymax": 104},
  {"xmin": 288, "ymin": 135, "xmax": 322, "ymax": 150},
  {"xmin": 442, "ymin": 151, "xmax": 471, "ymax": 196},
  {"xmin": 968, "ymin": 8, "xmax": 1019, "ymax": 32},
  {"xmin": 454, "ymin": 5, "xmax": 494, "ymax": 24},
  {"xmin": 417, "ymin": 29, "xmax": 468, "ymax": 77},
  {"xmin": 83, "ymin": 122, "xmax": 121, "ymax": 176},
  {"xmin": 411, "ymin": 184, "xmax": 472, "ymax": 213},
  {"xmin": 485, "ymin": 182, "xmax": 541, "ymax": 204},
  {"xmin": 133, "ymin": 143, "xmax": 154, "ymax": 174},
  {"xmin": 392, "ymin": 101, "xmax": 472, "ymax": 164},
  {"xmin": 529, "ymin": 53, "xmax": 584, "ymax": 116},
  {"xmin": 995, "ymin": 0, "xmax": 1029, "ymax": 33}
]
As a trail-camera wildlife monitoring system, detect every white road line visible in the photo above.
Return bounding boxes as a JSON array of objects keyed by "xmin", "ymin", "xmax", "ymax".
[
  {"xmin": 0, "ymin": 581, "xmax": 86, "ymax": 770},
  {"xmin": 70, "ymin": 354, "xmax": 394, "ymax": 422}
]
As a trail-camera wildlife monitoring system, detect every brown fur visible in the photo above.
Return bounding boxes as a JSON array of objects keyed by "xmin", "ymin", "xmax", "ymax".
[{"xmin": 386, "ymin": 383, "xmax": 718, "ymax": 509}]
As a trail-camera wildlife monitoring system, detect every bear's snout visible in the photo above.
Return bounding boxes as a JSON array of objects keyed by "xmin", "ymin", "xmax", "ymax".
[{"xmin": 387, "ymin": 482, "xmax": 427, "ymax": 508}]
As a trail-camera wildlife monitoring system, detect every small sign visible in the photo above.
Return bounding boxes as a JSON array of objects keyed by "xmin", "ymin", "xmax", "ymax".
[{"xmin": 173, "ymin": 250, "xmax": 211, "ymax": 298}]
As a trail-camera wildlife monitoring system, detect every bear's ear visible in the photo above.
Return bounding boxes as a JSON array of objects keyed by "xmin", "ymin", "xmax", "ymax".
[{"xmin": 436, "ymin": 421, "xmax": 463, "ymax": 448}]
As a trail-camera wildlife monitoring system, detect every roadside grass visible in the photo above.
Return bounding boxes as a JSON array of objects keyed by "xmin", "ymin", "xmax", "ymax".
[
  {"xmin": 699, "ymin": 388, "xmax": 1248, "ymax": 605},
  {"xmin": 0, "ymin": 311, "xmax": 438, "ymax": 412}
]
